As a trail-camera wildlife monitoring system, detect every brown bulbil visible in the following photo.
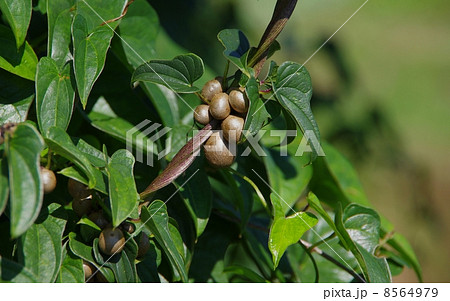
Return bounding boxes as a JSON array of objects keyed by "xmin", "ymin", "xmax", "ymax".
[
  {"xmin": 203, "ymin": 132, "xmax": 235, "ymax": 168},
  {"xmin": 137, "ymin": 233, "xmax": 150, "ymax": 258},
  {"xmin": 228, "ymin": 89, "xmax": 249, "ymax": 113},
  {"xmin": 201, "ymin": 79, "xmax": 222, "ymax": 102},
  {"xmin": 98, "ymin": 227, "xmax": 125, "ymax": 256},
  {"xmin": 88, "ymin": 211, "xmax": 109, "ymax": 229},
  {"xmin": 222, "ymin": 115, "xmax": 244, "ymax": 143},
  {"xmin": 194, "ymin": 104, "xmax": 211, "ymax": 125},
  {"xmin": 40, "ymin": 167, "xmax": 57, "ymax": 194},
  {"xmin": 121, "ymin": 221, "xmax": 135, "ymax": 234},
  {"xmin": 209, "ymin": 93, "xmax": 230, "ymax": 120},
  {"xmin": 72, "ymin": 195, "xmax": 94, "ymax": 217},
  {"xmin": 68, "ymin": 178, "xmax": 92, "ymax": 199},
  {"xmin": 83, "ymin": 261, "xmax": 95, "ymax": 280}
]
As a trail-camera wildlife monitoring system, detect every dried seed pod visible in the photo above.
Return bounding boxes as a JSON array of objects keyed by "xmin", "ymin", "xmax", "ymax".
[
  {"xmin": 194, "ymin": 104, "xmax": 211, "ymax": 125},
  {"xmin": 40, "ymin": 167, "xmax": 57, "ymax": 194},
  {"xmin": 201, "ymin": 79, "xmax": 222, "ymax": 102},
  {"xmin": 203, "ymin": 132, "xmax": 235, "ymax": 168},
  {"xmin": 98, "ymin": 227, "xmax": 125, "ymax": 256},
  {"xmin": 222, "ymin": 115, "xmax": 244, "ymax": 143},
  {"xmin": 229, "ymin": 89, "xmax": 249, "ymax": 113},
  {"xmin": 209, "ymin": 93, "xmax": 230, "ymax": 120}
]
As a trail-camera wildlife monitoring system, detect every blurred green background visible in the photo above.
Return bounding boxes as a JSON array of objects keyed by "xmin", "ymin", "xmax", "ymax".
[{"xmin": 152, "ymin": 0, "xmax": 450, "ymax": 282}]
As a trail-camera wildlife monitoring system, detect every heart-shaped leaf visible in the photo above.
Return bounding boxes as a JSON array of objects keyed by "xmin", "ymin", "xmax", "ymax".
[
  {"xmin": 0, "ymin": 0, "xmax": 32, "ymax": 48},
  {"xmin": 55, "ymin": 245, "xmax": 84, "ymax": 283},
  {"xmin": 141, "ymin": 201, "xmax": 188, "ymax": 282},
  {"xmin": 4, "ymin": 123, "xmax": 44, "ymax": 238},
  {"xmin": 106, "ymin": 149, "xmax": 139, "ymax": 227},
  {"xmin": 343, "ymin": 204, "xmax": 381, "ymax": 254},
  {"xmin": 72, "ymin": 14, "xmax": 114, "ymax": 108},
  {"xmin": 36, "ymin": 57, "xmax": 75, "ymax": 135},
  {"xmin": 273, "ymin": 61, "xmax": 321, "ymax": 160},
  {"xmin": 269, "ymin": 207, "xmax": 318, "ymax": 268},
  {"xmin": 0, "ymin": 24, "xmax": 37, "ymax": 81},
  {"xmin": 47, "ymin": 0, "xmax": 75, "ymax": 67},
  {"xmin": 217, "ymin": 29, "xmax": 250, "ymax": 74},
  {"xmin": 131, "ymin": 53, "xmax": 204, "ymax": 93},
  {"xmin": 18, "ymin": 203, "xmax": 67, "ymax": 282},
  {"xmin": 44, "ymin": 126, "xmax": 97, "ymax": 188}
]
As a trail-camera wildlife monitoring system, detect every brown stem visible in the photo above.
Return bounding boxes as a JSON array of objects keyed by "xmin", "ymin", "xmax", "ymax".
[
  {"xmin": 101, "ymin": 0, "xmax": 135, "ymax": 25},
  {"xmin": 248, "ymin": 0, "xmax": 298, "ymax": 77}
]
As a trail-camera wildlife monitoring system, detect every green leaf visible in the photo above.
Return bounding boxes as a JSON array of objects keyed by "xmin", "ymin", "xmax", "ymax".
[
  {"xmin": 56, "ymin": 245, "xmax": 85, "ymax": 283},
  {"xmin": 0, "ymin": 24, "xmax": 37, "ymax": 81},
  {"xmin": 44, "ymin": 126, "xmax": 97, "ymax": 188},
  {"xmin": 92, "ymin": 237, "xmax": 138, "ymax": 283},
  {"xmin": 4, "ymin": 123, "xmax": 44, "ymax": 238},
  {"xmin": 263, "ymin": 146, "xmax": 312, "ymax": 215},
  {"xmin": 36, "ymin": 57, "xmax": 75, "ymax": 135},
  {"xmin": 387, "ymin": 233, "xmax": 422, "ymax": 282},
  {"xmin": 176, "ymin": 164, "xmax": 212, "ymax": 238},
  {"xmin": 18, "ymin": 203, "xmax": 67, "ymax": 282},
  {"xmin": 68, "ymin": 232, "xmax": 115, "ymax": 282},
  {"xmin": 47, "ymin": 0, "xmax": 75, "ymax": 67},
  {"xmin": 59, "ymin": 166, "xmax": 107, "ymax": 195},
  {"xmin": 335, "ymin": 204, "xmax": 391, "ymax": 282},
  {"xmin": 136, "ymin": 239, "xmax": 161, "ymax": 283},
  {"xmin": 343, "ymin": 204, "xmax": 381, "ymax": 254},
  {"xmin": 273, "ymin": 61, "xmax": 321, "ymax": 160},
  {"xmin": 106, "ymin": 149, "xmax": 139, "ymax": 227},
  {"xmin": 141, "ymin": 202, "xmax": 188, "ymax": 282},
  {"xmin": 0, "ymin": 0, "xmax": 32, "ymax": 48},
  {"xmin": 0, "ymin": 159, "xmax": 9, "ymax": 216},
  {"xmin": 243, "ymin": 76, "xmax": 270, "ymax": 137},
  {"xmin": 0, "ymin": 256, "xmax": 37, "ymax": 283},
  {"xmin": 131, "ymin": 53, "xmax": 204, "ymax": 93},
  {"xmin": 73, "ymin": 137, "xmax": 107, "ymax": 168},
  {"xmin": 269, "ymin": 208, "xmax": 318, "ymax": 268},
  {"xmin": 217, "ymin": 29, "xmax": 250, "ymax": 74},
  {"xmin": 0, "ymin": 96, "xmax": 33, "ymax": 124},
  {"xmin": 310, "ymin": 142, "xmax": 371, "ymax": 208},
  {"xmin": 224, "ymin": 265, "xmax": 269, "ymax": 283},
  {"xmin": 72, "ymin": 14, "xmax": 114, "ymax": 107}
]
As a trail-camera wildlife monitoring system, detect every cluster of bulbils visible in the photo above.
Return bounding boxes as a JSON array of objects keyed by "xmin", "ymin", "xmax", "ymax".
[
  {"xmin": 39, "ymin": 171, "xmax": 149, "ymax": 282},
  {"xmin": 194, "ymin": 78, "xmax": 249, "ymax": 168}
]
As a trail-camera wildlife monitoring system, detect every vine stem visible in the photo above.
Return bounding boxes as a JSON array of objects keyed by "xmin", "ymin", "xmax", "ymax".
[{"xmin": 248, "ymin": 0, "xmax": 298, "ymax": 77}]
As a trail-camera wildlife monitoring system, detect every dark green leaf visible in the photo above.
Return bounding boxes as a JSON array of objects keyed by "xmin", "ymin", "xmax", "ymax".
[
  {"xmin": 224, "ymin": 265, "xmax": 269, "ymax": 283},
  {"xmin": 36, "ymin": 57, "xmax": 75, "ymax": 135},
  {"xmin": 47, "ymin": 0, "xmax": 75, "ymax": 67},
  {"xmin": 387, "ymin": 233, "xmax": 422, "ymax": 282},
  {"xmin": 0, "ymin": 0, "xmax": 32, "ymax": 48},
  {"xmin": 0, "ymin": 96, "xmax": 33, "ymax": 124},
  {"xmin": 141, "ymin": 202, "xmax": 188, "ymax": 282},
  {"xmin": 310, "ymin": 142, "xmax": 372, "ymax": 208},
  {"xmin": 68, "ymin": 232, "xmax": 115, "ymax": 282},
  {"xmin": 343, "ymin": 204, "xmax": 381, "ymax": 254},
  {"xmin": 18, "ymin": 204, "xmax": 67, "ymax": 282},
  {"xmin": 59, "ymin": 166, "xmax": 107, "ymax": 195},
  {"xmin": 268, "ymin": 204, "xmax": 318, "ymax": 268},
  {"xmin": 0, "ymin": 256, "xmax": 37, "ymax": 283},
  {"xmin": 131, "ymin": 53, "xmax": 204, "ymax": 93},
  {"xmin": 136, "ymin": 239, "xmax": 161, "ymax": 283},
  {"xmin": 106, "ymin": 149, "xmax": 139, "ymax": 227},
  {"xmin": 4, "ymin": 123, "xmax": 44, "ymax": 238},
  {"xmin": 56, "ymin": 245, "xmax": 85, "ymax": 283},
  {"xmin": 92, "ymin": 237, "xmax": 138, "ymax": 283},
  {"xmin": 273, "ymin": 61, "xmax": 321, "ymax": 160},
  {"xmin": 0, "ymin": 24, "xmax": 37, "ymax": 81},
  {"xmin": 0, "ymin": 159, "xmax": 8, "ymax": 216},
  {"xmin": 263, "ymin": 146, "xmax": 312, "ymax": 215},
  {"xmin": 217, "ymin": 29, "xmax": 250, "ymax": 74},
  {"xmin": 176, "ymin": 165, "xmax": 212, "ymax": 238},
  {"xmin": 44, "ymin": 126, "xmax": 97, "ymax": 188},
  {"xmin": 72, "ymin": 14, "xmax": 114, "ymax": 107},
  {"xmin": 243, "ymin": 76, "xmax": 270, "ymax": 137}
]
